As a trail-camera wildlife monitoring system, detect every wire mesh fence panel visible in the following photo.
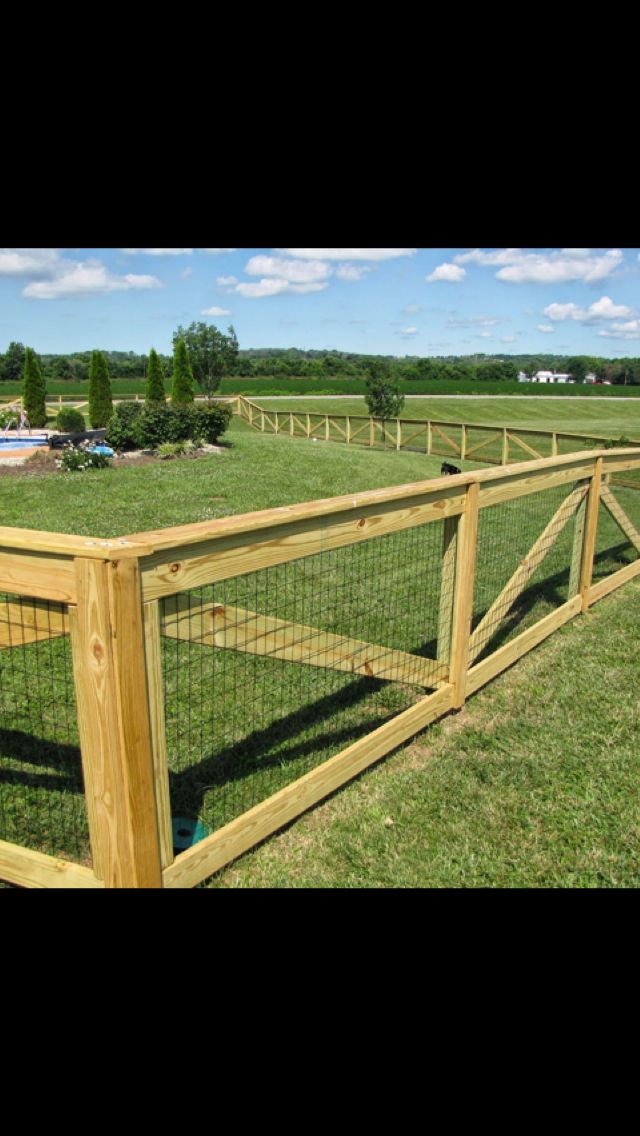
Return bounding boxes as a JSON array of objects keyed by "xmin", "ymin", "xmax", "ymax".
[
  {"xmin": 159, "ymin": 519, "xmax": 453, "ymax": 844},
  {"xmin": 555, "ymin": 433, "xmax": 600, "ymax": 456},
  {"xmin": 398, "ymin": 421, "xmax": 429, "ymax": 455},
  {"xmin": 471, "ymin": 484, "xmax": 583, "ymax": 665},
  {"xmin": 464, "ymin": 427, "xmax": 504, "ymax": 465},
  {"xmin": 592, "ymin": 488, "xmax": 640, "ymax": 584},
  {"xmin": 430, "ymin": 423, "xmax": 463, "ymax": 460},
  {"xmin": 0, "ymin": 593, "xmax": 90, "ymax": 864},
  {"xmin": 505, "ymin": 430, "xmax": 554, "ymax": 462}
]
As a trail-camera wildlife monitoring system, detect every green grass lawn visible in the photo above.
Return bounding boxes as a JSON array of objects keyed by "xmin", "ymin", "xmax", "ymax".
[
  {"xmin": 257, "ymin": 396, "xmax": 640, "ymax": 440},
  {"xmin": 1, "ymin": 417, "xmax": 639, "ymax": 886}
]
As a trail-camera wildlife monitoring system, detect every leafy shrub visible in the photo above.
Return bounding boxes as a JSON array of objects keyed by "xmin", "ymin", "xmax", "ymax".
[
  {"xmin": 56, "ymin": 407, "xmax": 86, "ymax": 433},
  {"xmin": 105, "ymin": 401, "xmax": 232, "ymax": 451},
  {"xmin": 194, "ymin": 402, "xmax": 233, "ymax": 444},
  {"xmin": 105, "ymin": 402, "xmax": 144, "ymax": 450},
  {"xmin": 57, "ymin": 445, "xmax": 112, "ymax": 472},
  {"xmin": 157, "ymin": 442, "xmax": 187, "ymax": 460}
]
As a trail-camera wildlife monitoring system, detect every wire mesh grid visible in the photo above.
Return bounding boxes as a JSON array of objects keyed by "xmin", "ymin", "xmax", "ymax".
[
  {"xmin": 0, "ymin": 593, "xmax": 89, "ymax": 863},
  {"xmin": 471, "ymin": 483, "xmax": 583, "ymax": 664},
  {"xmin": 592, "ymin": 484, "xmax": 639, "ymax": 583},
  {"xmin": 159, "ymin": 518, "xmax": 453, "ymax": 842}
]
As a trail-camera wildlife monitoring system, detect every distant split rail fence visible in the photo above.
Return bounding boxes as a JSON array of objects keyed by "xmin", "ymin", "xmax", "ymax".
[
  {"xmin": 235, "ymin": 395, "xmax": 640, "ymax": 469},
  {"xmin": 2, "ymin": 446, "xmax": 640, "ymax": 888}
]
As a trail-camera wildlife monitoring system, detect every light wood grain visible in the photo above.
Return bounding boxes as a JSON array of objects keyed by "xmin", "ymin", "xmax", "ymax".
[
  {"xmin": 450, "ymin": 483, "xmax": 480, "ymax": 707},
  {"xmin": 161, "ymin": 599, "xmax": 447, "ymax": 688},
  {"xmin": 600, "ymin": 485, "xmax": 640, "ymax": 551},
  {"xmin": 143, "ymin": 602, "xmax": 174, "ymax": 869},
  {"xmin": 587, "ymin": 557, "xmax": 640, "ymax": 605},
  {"xmin": 507, "ymin": 432, "xmax": 545, "ymax": 461},
  {"xmin": 140, "ymin": 488, "xmax": 467, "ymax": 600},
  {"xmin": 0, "ymin": 599, "xmax": 67, "ymax": 649},
  {"xmin": 580, "ymin": 457, "xmax": 603, "ymax": 610},
  {"xmin": 467, "ymin": 596, "xmax": 583, "ymax": 696},
  {"xmin": 162, "ymin": 684, "xmax": 454, "ymax": 888},
  {"xmin": 468, "ymin": 483, "xmax": 588, "ymax": 663},
  {"xmin": 0, "ymin": 840, "xmax": 103, "ymax": 889},
  {"xmin": 72, "ymin": 558, "xmax": 162, "ymax": 888}
]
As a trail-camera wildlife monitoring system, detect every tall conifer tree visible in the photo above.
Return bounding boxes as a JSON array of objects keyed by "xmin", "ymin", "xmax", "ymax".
[
  {"xmin": 22, "ymin": 348, "xmax": 47, "ymax": 428},
  {"xmin": 171, "ymin": 339, "xmax": 195, "ymax": 406},
  {"xmin": 89, "ymin": 351, "xmax": 113, "ymax": 428}
]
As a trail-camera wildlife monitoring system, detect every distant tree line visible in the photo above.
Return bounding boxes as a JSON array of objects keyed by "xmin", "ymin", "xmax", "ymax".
[{"xmin": 2, "ymin": 339, "xmax": 640, "ymax": 386}]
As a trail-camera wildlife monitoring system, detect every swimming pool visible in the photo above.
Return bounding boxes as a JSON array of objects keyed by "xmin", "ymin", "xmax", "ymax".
[{"xmin": 0, "ymin": 438, "xmax": 48, "ymax": 451}]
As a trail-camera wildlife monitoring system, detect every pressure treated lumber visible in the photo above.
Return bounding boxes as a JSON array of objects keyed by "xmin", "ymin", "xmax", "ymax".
[
  {"xmin": 580, "ymin": 458, "xmax": 603, "ymax": 610},
  {"xmin": 507, "ymin": 432, "xmax": 545, "ymax": 461},
  {"xmin": 449, "ymin": 483, "xmax": 480, "ymax": 707},
  {"xmin": 72, "ymin": 558, "xmax": 162, "ymax": 888},
  {"xmin": 0, "ymin": 840, "xmax": 103, "ymax": 889},
  {"xmin": 162, "ymin": 684, "xmax": 454, "ymax": 889},
  {"xmin": 143, "ymin": 601, "xmax": 174, "ymax": 869},
  {"xmin": 0, "ymin": 600, "xmax": 67, "ymax": 649},
  {"xmin": 466, "ymin": 596, "xmax": 583, "ymax": 696},
  {"xmin": 587, "ymin": 557, "xmax": 640, "ymax": 605},
  {"xmin": 161, "ymin": 600, "xmax": 448, "ymax": 688},
  {"xmin": 139, "ymin": 488, "xmax": 467, "ymax": 600},
  {"xmin": 468, "ymin": 483, "xmax": 588, "ymax": 663},
  {"xmin": 600, "ymin": 485, "xmax": 640, "ymax": 551}
]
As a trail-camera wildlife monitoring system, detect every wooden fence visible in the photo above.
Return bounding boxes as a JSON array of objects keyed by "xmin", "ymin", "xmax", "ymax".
[
  {"xmin": 235, "ymin": 395, "xmax": 640, "ymax": 466},
  {"xmin": 1, "ymin": 446, "xmax": 640, "ymax": 888}
]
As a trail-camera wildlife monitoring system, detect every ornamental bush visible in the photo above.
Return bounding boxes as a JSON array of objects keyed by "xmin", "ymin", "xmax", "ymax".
[
  {"xmin": 105, "ymin": 401, "xmax": 144, "ymax": 451},
  {"xmin": 195, "ymin": 402, "xmax": 233, "ymax": 443},
  {"xmin": 58, "ymin": 446, "xmax": 112, "ymax": 472},
  {"xmin": 56, "ymin": 407, "xmax": 86, "ymax": 433}
]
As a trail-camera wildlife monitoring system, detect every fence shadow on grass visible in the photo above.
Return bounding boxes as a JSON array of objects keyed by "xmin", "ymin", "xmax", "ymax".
[{"xmin": 473, "ymin": 540, "xmax": 634, "ymax": 664}]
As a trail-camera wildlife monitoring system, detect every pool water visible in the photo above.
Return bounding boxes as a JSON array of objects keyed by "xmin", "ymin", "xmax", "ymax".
[{"xmin": 0, "ymin": 438, "xmax": 48, "ymax": 451}]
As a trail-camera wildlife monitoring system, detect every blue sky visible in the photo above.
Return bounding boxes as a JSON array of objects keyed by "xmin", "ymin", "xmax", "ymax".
[{"xmin": 1, "ymin": 247, "xmax": 639, "ymax": 357}]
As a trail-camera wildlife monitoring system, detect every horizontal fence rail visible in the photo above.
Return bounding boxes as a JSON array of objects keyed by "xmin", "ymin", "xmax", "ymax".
[
  {"xmin": 1, "ymin": 446, "xmax": 640, "ymax": 888},
  {"xmin": 235, "ymin": 395, "xmax": 640, "ymax": 471}
]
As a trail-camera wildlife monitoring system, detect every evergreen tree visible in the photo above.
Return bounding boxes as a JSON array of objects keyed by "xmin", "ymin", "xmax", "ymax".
[
  {"xmin": 22, "ymin": 348, "xmax": 47, "ymax": 428},
  {"xmin": 145, "ymin": 348, "xmax": 166, "ymax": 405},
  {"xmin": 89, "ymin": 351, "xmax": 113, "ymax": 428},
  {"xmin": 171, "ymin": 339, "xmax": 195, "ymax": 406}
]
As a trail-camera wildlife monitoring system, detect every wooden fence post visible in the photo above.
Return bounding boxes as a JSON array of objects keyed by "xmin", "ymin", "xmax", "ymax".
[
  {"xmin": 461, "ymin": 424, "xmax": 467, "ymax": 461},
  {"xmin": 346, "ymin": 416, "xmax": 351, "ymax": 446},
  {"xmin": 579, "ymin": 457, "xmax": 604, "ymax": 611},
  {"xmin": 370, "ymin": 418, "xmax": 375, "ymax": 448},
  {"xmin": 449, "ymin": 482, "xmax": 480, "ymax": 709},
  {"xmin": 71, "ymin": 557, "xmax": 163, "ymax": 888},
  {"xmin": 427, "ymin": 421, "xmax": 432, "ymax": 455},
  {"xmin": 502, "ymin": 429, "xmax": 509, "ymax": 466}
]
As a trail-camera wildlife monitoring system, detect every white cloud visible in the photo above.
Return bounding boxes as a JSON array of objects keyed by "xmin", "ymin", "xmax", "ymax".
[
  {"xmin": 404, "ymin": 304, "xmax": 421, "ymax": 314},
  {"xmin": 336, "ymin": 264, "xmax": 371, "ymax": 281},
  {"xmin": 427, "ymin": 263, "xmax": 466, "ymax": 283},
  {"xmin": 245, "ymin": 256, "xmax": 331, "ymax": 285},
  {"xmin": 543, "ymin": 295, "xmax": 633, "ymax": 324},
  {"xmin": 454, "ymin": 247, "xmax": 623, "ymax": 284},
  {"xmin": 537, "ymin": 324, "xmax": 555, "ymax": 333},
  {"xmin": 598, "ymin": 319, "xmax": 640, "ymax": 340},
  {"xmin": 501, "ymin": 335, "xmax": 517, "ymax": 343},
  {"xmin": 234, "ymin": 278, "xmax": 327, "ymax": 298},
  {"xmin": 401, "ymin": 326, "xmax": 418, "ymax": 336},
  {"xmin": 276, "ymin": 248, "xmax": 417, "ymax": 261},
  {"xmin": 0, "ymin": 248, "xmax": 61, "ymax": 276},
  {"xmin": 217, "ymin": 276, "xmax": 238, "ymax": 287},
  {"xmin": 23, "ymin": 258, "xmax": 162, "ymax": 299},
  {"xmin": 120, "ymin": 248, "xmax": 194, "ymax": 256},
  {"xmin": 202, "ymin": 306, "xmax": 231, "ymax": 316},
  {"xmin": 120, "ymin": 248, "xmax": 236, "ymax": 256},
  {"xmin": 180, "ymin": 267, "xmax": 193, "ymax": 279}
]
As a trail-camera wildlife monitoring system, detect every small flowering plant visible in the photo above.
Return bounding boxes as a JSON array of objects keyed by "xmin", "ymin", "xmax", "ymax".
[{"xmin": 57, "ymin": 443, "xmax": 112, "ymax": 473}]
